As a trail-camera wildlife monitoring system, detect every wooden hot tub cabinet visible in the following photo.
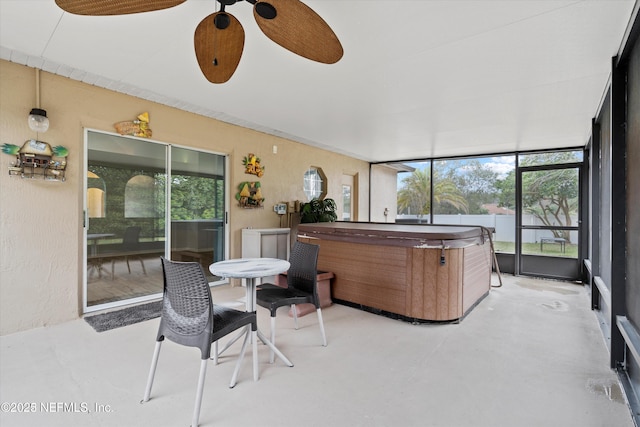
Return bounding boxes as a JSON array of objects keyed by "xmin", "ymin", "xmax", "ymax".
[{"xmin": 297, "ymin": 222, "xmax": 492, "ymax": 322}]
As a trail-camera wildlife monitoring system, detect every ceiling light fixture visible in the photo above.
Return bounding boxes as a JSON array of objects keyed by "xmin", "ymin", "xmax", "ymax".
[{"xmin": 28, "ymin": 108, "xmax": 49, "ymax": 133}]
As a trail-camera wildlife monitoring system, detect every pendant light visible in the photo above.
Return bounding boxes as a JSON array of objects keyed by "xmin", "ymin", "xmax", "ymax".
[
  {"xmin": 28, "ymin": 108, "xmax": 49, "ymax": 133},
  {"xmin": 28, "ymin": 69, "xmax": 49, "ymax": 133}
]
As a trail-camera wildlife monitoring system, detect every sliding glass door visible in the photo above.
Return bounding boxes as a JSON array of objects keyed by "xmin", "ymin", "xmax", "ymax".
[
  {"xmin": 84, "ymin": 130, "xmax": 227, "ymax": 311},
  {"xmin": 170, "ymin": 146, "xmax": 226, "ymax": 278}
]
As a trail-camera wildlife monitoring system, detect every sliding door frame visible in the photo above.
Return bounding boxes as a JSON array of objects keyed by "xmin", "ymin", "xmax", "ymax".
[{"xmin": 82, "ymin": 129, "xmax": 230, "ymax": 313}]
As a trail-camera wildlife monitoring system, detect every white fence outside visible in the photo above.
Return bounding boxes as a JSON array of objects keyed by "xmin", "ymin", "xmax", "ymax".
[{"xmin": 397, "ymin": 214, "xmax": 578, "ymax": 244}]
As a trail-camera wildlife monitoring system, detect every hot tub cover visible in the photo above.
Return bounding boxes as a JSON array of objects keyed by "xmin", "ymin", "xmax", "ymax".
[{"xmin": 298, "ymin": 222, "xmax": 489, "ymax": 248}]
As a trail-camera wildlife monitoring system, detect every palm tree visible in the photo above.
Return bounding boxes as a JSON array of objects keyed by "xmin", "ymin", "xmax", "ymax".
[
  {"xmin": 398, "ymin": 169, "xmax": 430, "ymax": 217},
  {"xmin": 397, "ymin": 169, "xmax": 468, "ymax": 216},
  {"xmin": 433, "ymin": 179, "xmax": 469, "ymax": 214}
]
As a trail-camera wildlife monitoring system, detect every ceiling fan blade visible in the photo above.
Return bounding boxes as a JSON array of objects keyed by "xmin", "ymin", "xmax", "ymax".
[
  {"xmin": 194, "ymin": 11, "xmax": 245, "ymax": 84},
  {"xmin": 253, "ymin": 0, "xmax": 343, "ymax": 64},
  {"xmin": 55, "ymin": 0, "xmax": 186, "ymax": 16}
]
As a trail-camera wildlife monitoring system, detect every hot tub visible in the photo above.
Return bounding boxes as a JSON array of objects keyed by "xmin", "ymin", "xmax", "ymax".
[{"xmin": 297, "ymin": 222, "xmax": 493, "ymax": 322}]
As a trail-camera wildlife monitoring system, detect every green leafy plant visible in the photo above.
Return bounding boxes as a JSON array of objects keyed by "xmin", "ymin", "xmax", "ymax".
[{"xmin": 300, "ymin": 198, "xmax": 337, "ymax": 223}]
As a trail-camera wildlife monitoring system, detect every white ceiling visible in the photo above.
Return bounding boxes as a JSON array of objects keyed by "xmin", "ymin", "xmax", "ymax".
[{"xmin": 0, "ymin": 0, "xmax": 636, "ymax": 163}]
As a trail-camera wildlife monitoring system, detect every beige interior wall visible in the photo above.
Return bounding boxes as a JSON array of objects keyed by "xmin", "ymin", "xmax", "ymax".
[
  {"xmin": 370, "ymin": 164, "xmax": 399, "ymax": 223},
  {"xmin": 0, "ymin": 60, "xmax": 370, "ymax": 335}
]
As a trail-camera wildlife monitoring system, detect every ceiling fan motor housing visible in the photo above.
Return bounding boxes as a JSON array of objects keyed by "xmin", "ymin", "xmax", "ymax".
[{"xmin": 214, "ymin": 13, "xmax": 231, "ymax": 29}]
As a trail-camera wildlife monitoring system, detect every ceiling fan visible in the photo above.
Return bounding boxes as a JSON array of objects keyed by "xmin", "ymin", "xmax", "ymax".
[{"xmin": 55, "ymin": 0, "xmax": 343, "ymax": 83}]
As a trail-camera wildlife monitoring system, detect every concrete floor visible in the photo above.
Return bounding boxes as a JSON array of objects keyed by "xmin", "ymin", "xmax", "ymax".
[{"xmin": 0, "ymin": 274, "xmax": 633, "ymax": 427}]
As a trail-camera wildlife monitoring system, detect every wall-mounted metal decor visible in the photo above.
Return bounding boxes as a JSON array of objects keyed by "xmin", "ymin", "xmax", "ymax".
[{"xmin": 3, "ymin": 140, "xmax": 68, "ymax": 181}]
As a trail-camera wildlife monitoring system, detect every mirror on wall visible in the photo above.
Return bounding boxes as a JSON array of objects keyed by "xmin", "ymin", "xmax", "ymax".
[{"xmin": 303, "ymin": 166, "xmax": 327, "ymax": 200}]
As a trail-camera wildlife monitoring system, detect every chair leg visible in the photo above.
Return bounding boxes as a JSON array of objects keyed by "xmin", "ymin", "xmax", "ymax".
[
  {"xmin": 126, "ymin": 256, "xmax": 131, "ymax": 274},
  {"xmin": 140, "ymin": 258, "xmax": 147, "ymax": 275},
  {"xmin": 215, "ymin": 329, "xmax": 245, "ymax": 359},
  {"xmin": 213, "ymin": 341, "xmax": 218, "ymax": 365},
  {"xmin": 192, "ymin": 359, "xmax": 208, "ymax": 427},
  {"xmin": 316, "ymin": 308, "xmax": 327, "ymax": 347},
  {"xmin": 269, "ymin": 316, "xmax": 276, "ymax": 364},
  {"xmin": 141, "ymin": 341, "xmax": 162, "ymax": 403},
  {"xmin": 252, "ymin": 329, "xmax": 259, "ymax": 381},
  {"xmin": 229, "ymin": 327, "xmax": 251, "ymax": 388},
  {"xmin": 292, "ymin": 304, "xmax": 299, "ymax": 330}
]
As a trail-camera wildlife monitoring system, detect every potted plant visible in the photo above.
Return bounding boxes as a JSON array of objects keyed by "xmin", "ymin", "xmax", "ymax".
[{"xmin": 300, "ymin": 198, "xmax": 337, "ymax": 223}]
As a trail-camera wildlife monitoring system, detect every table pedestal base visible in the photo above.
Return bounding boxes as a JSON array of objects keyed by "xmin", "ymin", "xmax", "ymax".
[
  {"xmin": 215, "ymin": 325, "xmax": 293, "ymax": 386},
  {"xmin": 209, "ymin": 258, "xmax": 294, "ymax": 383}
]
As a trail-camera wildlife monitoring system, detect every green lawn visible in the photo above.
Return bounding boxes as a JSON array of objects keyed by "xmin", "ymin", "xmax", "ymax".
[{"xmin": 493, "ymin": 241, "xmax": 578, "ymax": 258}]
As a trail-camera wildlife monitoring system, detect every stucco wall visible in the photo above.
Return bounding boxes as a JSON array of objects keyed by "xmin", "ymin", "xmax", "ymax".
[
  {"xmin": 0, "ymin": 60, "xmax": 370, "ymax": 335},
  {"xmin": 370, "ymin": 164, "xmax": 399, "ymax": 223}
]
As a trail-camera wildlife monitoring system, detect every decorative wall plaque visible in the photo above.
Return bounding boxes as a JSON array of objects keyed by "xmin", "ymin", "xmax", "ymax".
[{"xmin": 236, "ymin": 181, "xmax": 264, "ymax": 208}]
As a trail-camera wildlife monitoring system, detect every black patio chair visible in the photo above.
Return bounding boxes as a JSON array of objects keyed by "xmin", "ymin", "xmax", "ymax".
[
  {"xmin": 111, "ymin": 226, "xmax": 145, "ymax": 279},
  {"xmin": 141, "ymin": 258, "xmax": 257, "ymax": 427},
  {"xmin": 256, "ymin": 241, "xmax": 327, "ymax": 363}
]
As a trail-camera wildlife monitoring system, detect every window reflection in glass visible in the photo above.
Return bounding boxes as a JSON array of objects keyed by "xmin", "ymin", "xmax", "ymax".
[
  {"xmin": 86, "ymin": 131, "xmax": 167, "ymax": 308},
  {"xmin": 87, "ymin": 171, "xmax": 106, "ymax": 218},
  {"xmin": 170, "ymin": 147, "xmax": 226, "ymax": 269},
  {"xmin": 125, "ymin": 175, "xmax": 158, "ymax": 218}
]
